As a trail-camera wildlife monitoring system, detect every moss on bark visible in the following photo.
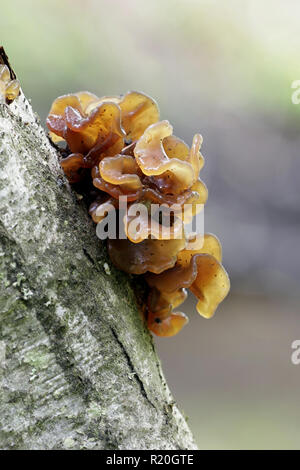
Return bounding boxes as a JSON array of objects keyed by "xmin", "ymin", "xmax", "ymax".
[{"xmin": 0, "ymin": 85, "xmax": 196, "ymax": 449}]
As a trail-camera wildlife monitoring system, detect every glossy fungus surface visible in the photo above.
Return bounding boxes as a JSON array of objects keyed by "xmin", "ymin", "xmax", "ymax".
[
  {"xmin": 0, "ymin": 64, "xmax": 20, "ymax": 102},
  {"xmin": 47, "ymin": 90, "xmax": 230, "ymax": 337}
]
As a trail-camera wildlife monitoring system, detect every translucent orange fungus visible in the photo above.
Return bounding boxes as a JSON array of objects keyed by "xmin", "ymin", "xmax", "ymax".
[
  {"xmin": 47, "ymin": 90, "xmax": 230, "ymax": 337},
  {"xmin": 0, "ymin": 64, "xmax": 20, "ymax": 102}
]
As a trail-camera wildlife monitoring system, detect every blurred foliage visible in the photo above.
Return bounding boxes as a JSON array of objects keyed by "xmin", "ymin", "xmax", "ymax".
[{"xmin": 1, "ymin": 0, "xmax": 300, "ymax": 121}]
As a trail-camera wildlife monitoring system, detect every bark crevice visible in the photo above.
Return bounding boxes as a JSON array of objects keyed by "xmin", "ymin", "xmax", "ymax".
[{"xmin": 0, "ymin": 51, "xmax": 197, "ymax": 450}]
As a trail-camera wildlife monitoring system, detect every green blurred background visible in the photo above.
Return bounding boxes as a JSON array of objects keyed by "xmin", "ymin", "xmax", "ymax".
[{"xmin": 1, "ymin": 0, "xmax": 300, "ymax": 449}]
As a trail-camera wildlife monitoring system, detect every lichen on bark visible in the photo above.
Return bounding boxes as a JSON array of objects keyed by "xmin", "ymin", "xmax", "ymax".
[{"xmin": 0, "ymin": 53, "xmax": 197, "ymax": 450}]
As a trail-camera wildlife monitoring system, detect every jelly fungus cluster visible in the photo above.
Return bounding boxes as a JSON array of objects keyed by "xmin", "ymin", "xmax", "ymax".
[
  {"xmin": 47, "ymin": 91, "xmax": 230, "ymax": 337},
  {"xmin": 0, "ymin": 65, "xmax": 20, "ymax": 103}
]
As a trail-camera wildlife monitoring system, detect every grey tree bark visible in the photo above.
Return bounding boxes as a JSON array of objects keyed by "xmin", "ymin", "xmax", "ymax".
[{"xmin": 0, "ymin": 51, "xmax": 197, "ymax": 450}]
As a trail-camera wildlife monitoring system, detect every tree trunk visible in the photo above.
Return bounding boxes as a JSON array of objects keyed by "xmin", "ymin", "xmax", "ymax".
[{"xmin": 0, "ymin": 50, "xmax": 197, "ymax": 450}]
